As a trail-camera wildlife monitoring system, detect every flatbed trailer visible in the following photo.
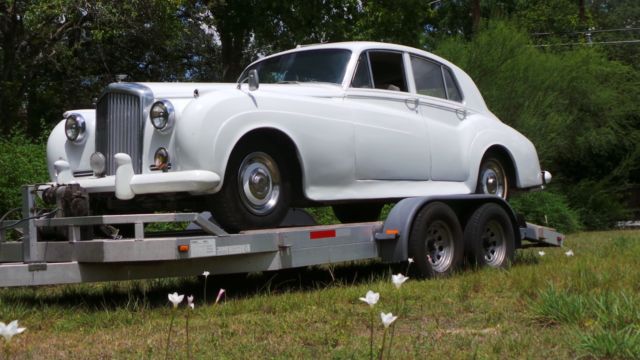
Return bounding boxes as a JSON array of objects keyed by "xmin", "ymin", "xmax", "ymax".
[{"xmin": 0, "ymin": 186, "xmax": 564, "ymax": 287}]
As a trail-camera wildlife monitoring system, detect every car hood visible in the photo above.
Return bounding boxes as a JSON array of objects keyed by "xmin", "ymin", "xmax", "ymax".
[{"xmin": 137, "ymin": 82, "xmax": 345, "ymax": 99}]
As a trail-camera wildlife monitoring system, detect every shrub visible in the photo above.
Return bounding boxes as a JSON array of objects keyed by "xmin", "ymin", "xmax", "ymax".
[
  {"xmin": 305, "ymin": 207, "xmax": 338, "ymax": 225},
  {"xmin": 509, "ymin": 189, "xmax": 582, "ymax": 233},
  {"xmin": 0, "ymin": 132, "xmax": 49, "ymax": 216},
  {"xmin": 565, "ymin": 180, "xmax": 630, "ymax": 230}
]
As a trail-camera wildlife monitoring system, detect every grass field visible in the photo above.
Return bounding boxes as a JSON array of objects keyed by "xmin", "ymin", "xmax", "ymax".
[{"xmin": 0, "ymin": 230, "xmax": 638, "ymax": 359}]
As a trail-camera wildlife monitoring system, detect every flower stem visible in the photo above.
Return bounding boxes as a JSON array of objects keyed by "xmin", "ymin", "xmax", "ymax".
[
  {"xmin": 186, "ymin": 312, "xmax": 191, "ymax": 360},
  {"xmin": 387, "ymin": 292, "xmax": 401, "ymax": 359},
  {"xmin": 387, "ymin": 323, "xmax": 396, "ymax": 359},
  {"xmin": 165, "ymin": 310, "xmax": 176, "ymax": 360},
  {"xmin": 378, "ymin": 328, "xmax": 388, "ymax": 360},
  {"xmin": 3, "ymin": 343, "xmax": 10, "ymax": 360},
  {"xmin": 204, "ymin": 277, "xmax": 208, "ymax": 304},
  {"xmin": 369, "ymin": 310, "xmax": 374, "ymax": 360}
]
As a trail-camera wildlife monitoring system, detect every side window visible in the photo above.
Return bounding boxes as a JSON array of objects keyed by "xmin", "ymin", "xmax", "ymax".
[
  {"xmin": 369, "ymin": 51, "xmax": 408, "ymax": 92},
  {"xmin": 351, "ymin": 52, "xmax": 373, "ymax": 88},
  {"xmin": 411, "ymin": 56, "xmax": 446, "ymax": 99},
  {"xmin": 443, "ymin": 67, "xmax": 463, "ymax": 102},
  {"xmin": 412, "ymin": 55, "xmax": 464, "ymax": 102}
]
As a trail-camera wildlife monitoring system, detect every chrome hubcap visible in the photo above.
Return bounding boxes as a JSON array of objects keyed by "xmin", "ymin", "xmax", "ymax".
[
  {"xmin": 481, "ymin": 160, "xmax": 506, "ymax": 198},
  {"xmin": 482, "ymin": 220, "xmax": 506, "ymax": 266},
  {"xmin": 238, "ymin": 152, "xmax": 280, "ymax": 215},
  {"xmin": 425, "ymin": 220, "xmax": 454, "ymax": 273}
]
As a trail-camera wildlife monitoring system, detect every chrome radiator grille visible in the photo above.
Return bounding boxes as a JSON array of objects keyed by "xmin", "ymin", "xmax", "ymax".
[{"xmin": 96, "ymin": 92, "xmax": 144, "ymax": 175}]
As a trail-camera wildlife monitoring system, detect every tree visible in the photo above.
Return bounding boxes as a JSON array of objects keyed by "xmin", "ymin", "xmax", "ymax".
[
  {"xmin": 436, "ymin": 22, "xmax": 640, "ymax": 228},
  {"xmin": 588, "ymin": 0, "xmax": 640, "ymax": 69},
  {"xmin": 0, "ymin": 0, "xmax": 199, "ymax": 137},
  {"xmin": 0, "ymin": 0, "xmax": 92, "ymax": 135}
]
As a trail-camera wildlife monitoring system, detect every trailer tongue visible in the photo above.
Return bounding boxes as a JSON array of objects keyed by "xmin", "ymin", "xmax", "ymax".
[{"xmin": 0, "ymin": 186, "xmax": 563, "ymax": 288}]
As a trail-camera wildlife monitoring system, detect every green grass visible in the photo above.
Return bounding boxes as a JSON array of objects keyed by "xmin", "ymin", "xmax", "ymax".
[{"xmin": 0, "ymin": 230, "xmax": 639, "ymax": 359}]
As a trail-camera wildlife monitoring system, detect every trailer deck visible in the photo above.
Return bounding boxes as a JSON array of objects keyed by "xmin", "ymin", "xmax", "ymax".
[{"xmin": 0, "ymin": 186, "xmax": 564, "ymax": 287}]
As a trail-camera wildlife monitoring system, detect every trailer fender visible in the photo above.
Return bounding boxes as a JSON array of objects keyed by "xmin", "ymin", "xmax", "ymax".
[{"xmin": 377, "ymin": 195, "xmax": 521, "ymax": 263}]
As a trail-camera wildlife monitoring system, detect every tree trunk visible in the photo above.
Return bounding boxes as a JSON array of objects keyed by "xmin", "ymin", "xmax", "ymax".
[
  {"xmin": 471, "ymin": 0, "xmax": 481, "ymax": 33},
  {"xmin": 578, "ymin": 0, "xmax": 587, "ymax": 25}
]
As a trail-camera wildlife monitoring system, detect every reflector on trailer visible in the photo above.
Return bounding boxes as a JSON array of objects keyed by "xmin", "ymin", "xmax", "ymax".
[
  {"xmin": 178, "ymin": 245, "xmax": 189, "ymax": 252},
  {"xmin": 310, "ymin": 230, "xmax": 336, "ymax": 240}
]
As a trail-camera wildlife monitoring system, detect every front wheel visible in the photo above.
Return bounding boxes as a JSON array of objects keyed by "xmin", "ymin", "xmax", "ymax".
[
  {"xmin": 476, "ymin": 157, "xmax": 509, "ymax": 200},
  {"xmin": 209, "ymin": 141, "xmax": 291, "ymax": 232}
]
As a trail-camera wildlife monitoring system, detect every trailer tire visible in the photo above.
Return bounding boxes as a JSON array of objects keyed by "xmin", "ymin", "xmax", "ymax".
[
  {"xmin": 408, "ymin": 202, "xmax": 464, "ymax": 278},
  {"xmin": 464, "ymin": 203, "xmax": 515, "ymax": 268}
]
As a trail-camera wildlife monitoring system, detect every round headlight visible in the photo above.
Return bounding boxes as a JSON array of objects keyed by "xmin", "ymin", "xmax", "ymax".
[
  {"xmin": 150, "ymin": 100, "xmax": 175, "ymax": 132},
  {"xmin": 65, "ymin": 114, "xmax": 86, "ymax": 142}
]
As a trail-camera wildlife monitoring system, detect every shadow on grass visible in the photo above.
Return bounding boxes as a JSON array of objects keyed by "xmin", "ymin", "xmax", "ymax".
[
  {"xmin": 0, "ymin": 245, "xmax": 549, "ymax": 311},
  {"xmin": 514, "ymin": 250, "xmax": 541, "ymax": 266},
  {"xmin": 0, "ymin": 260, "xmax": 404, "ymax": 311}
]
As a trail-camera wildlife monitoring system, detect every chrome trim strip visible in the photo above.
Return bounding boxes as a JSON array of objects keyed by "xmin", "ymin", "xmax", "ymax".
[
  {"xmin": 345, "ymin": 93, "xmax": 415, "ymax": 104},
  {"xmin": 417, "ymin": 99, "xmax": 462, "ymax": 114},
  {"xmin": 345, "ymin": 93, "xmax": 465, "ymax": 116},
  {"xmin": 73, "ymin": 170, "xmax": 93, "ymax": 177}
]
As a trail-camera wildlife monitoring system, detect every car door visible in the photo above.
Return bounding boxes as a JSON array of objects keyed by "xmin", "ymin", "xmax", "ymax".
[
  {"xmin": 344, "ymin": 50, "xmax": 430, "ymax": 181},
  {"xmin": 411, "ymin": 55, "xmax": 469, "ymax": 182}
]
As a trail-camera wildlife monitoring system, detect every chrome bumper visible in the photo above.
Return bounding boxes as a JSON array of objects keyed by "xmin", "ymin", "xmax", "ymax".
[{"xmin": 52, "ymin": 153, "xmax": 221, "ymax": 200}]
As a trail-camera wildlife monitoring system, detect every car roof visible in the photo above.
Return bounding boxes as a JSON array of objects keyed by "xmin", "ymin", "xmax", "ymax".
[
  {"xmin": 247, "ymin": 41, "xmax": 490, "ymax": 113},
  {"xmin": 257, "ymin": 41, "xmax": 454, "ymax": 71}
]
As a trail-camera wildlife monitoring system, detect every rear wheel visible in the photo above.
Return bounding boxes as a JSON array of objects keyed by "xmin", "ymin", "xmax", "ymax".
[
  {"xmin": 476, "ymin": 157, "xmax": 509, "ymax": 200},
  {"xmin": 209, "ymin": 140, "xmax": 292, "ymax": 232},
  {"xmin": 408, "ymin": 202, "xmax": 464, "ymax": 278},
  {"xmin": 332, "ymin": 203, "xmax": 383, "ymax": 223},
  {"xmin": 464, "ymin": 203, "xmax": 515, "ymax": 268}
]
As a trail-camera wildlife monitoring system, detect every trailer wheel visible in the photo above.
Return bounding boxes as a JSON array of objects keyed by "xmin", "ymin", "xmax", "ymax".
[
  {"xmin": 332, "ymin": 203, "xmax": 383, "ymax": 223},
  {"xmin": 464, "ymin": 203, "xmax": 515, "ymax": 268},
  {"xmin": 409, "ymin": 202, "xmax": 464, "ymax": 278},
  {"xmin": 210, "ymin": 140, "xmax": 292, "ymax": 232}
]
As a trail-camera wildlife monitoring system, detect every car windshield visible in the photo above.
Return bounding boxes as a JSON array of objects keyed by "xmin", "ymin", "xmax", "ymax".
[{"xmin": 240, "ymin": 49, "xmax": 352, "ymax": 85}]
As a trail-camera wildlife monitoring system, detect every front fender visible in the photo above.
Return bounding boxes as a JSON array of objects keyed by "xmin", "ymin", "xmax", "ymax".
[
  {"xmin": 174, "ymin": 90, "xmax": 257, "ymax": 179},
  {"xmin": 175, "ymin": 90, "xmax": 356, "ymax": 195}
]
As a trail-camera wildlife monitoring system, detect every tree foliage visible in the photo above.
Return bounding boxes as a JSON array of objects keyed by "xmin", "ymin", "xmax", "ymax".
[
  {"xmin": 436, "ymin": 22, "xmax": 640, "ymax": 228},
  {"xmin": 0, "ymin": 0, "xmax": 639, "ymax": 228},
  {"xmin": 0, "ymin": 0, "xmax": 202, "ymax": 136}
]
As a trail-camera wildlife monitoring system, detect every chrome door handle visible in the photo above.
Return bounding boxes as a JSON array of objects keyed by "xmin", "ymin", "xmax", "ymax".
[
  {"xmin": 406, "ymin": 98, "xmax": 419, "ymax": 111},
  {"xmin": 455, "ymin": 108, "xmax": 467, "ymax": 120}
]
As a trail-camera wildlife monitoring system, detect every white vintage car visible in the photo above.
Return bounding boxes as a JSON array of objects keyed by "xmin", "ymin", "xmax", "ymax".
[{"xmin": 47, "ymin": 41, "xmax": 550, "ymax": 231}]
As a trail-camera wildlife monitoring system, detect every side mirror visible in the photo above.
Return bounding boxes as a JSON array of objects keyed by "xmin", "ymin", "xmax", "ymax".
[
  {"xmin": 248, "ymin": 69, "xmax": 259, "ymax": 91},
  {"xmin": 236, "ymin": 69, "xmax": 260, "ymax": 91}
]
